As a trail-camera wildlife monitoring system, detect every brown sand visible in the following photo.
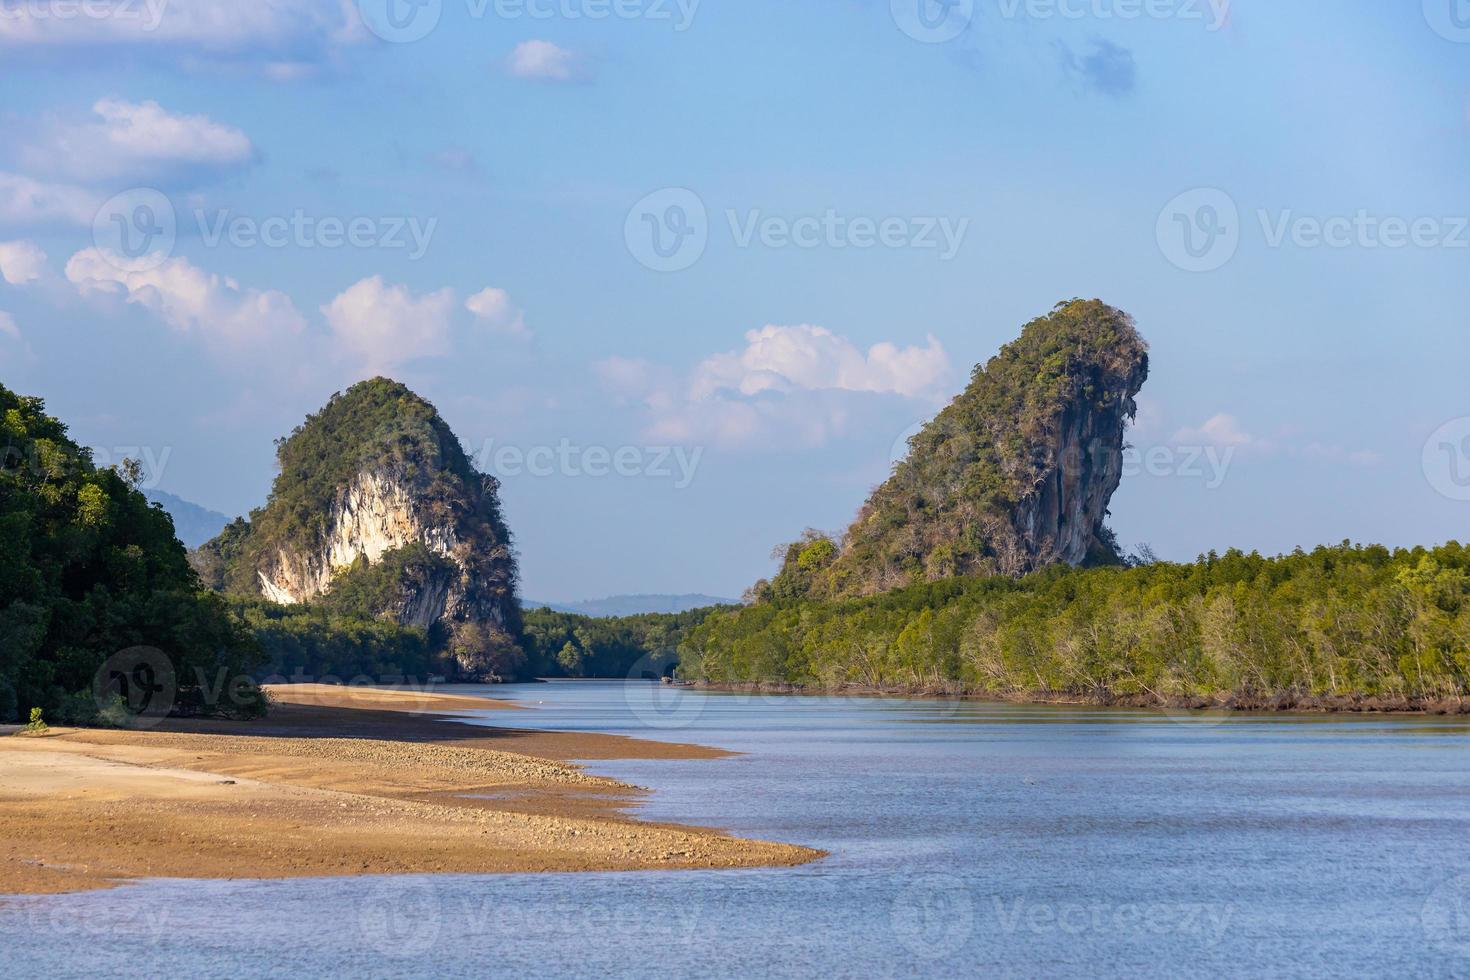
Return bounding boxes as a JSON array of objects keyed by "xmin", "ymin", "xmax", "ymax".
[{"xmin": 0, "ymin": 685, "xmax": 822, "ymax": 895}]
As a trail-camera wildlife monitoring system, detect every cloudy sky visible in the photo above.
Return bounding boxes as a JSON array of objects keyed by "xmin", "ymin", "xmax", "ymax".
[{"xmin": 1, "ymin": 1, "xmax": 1468, "ymax": 601}]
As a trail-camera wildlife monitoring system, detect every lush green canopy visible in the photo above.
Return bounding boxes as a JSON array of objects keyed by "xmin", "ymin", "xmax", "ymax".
[
  {"xmin": 683, "ymin": 543, "xmax": 1470, "ymax": 708},
  {"xmin": 0, "ymin": 383, "xmax": 264, "ymax": 723}
]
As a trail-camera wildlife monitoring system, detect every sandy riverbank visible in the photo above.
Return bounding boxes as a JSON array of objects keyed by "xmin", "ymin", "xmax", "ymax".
[{"xmin": 0, "ymin": 686, "xmax": 821, "ymax": 896}]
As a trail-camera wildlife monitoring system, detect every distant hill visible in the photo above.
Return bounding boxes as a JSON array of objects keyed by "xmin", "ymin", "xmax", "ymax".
[
  {"xmin": 191, "ymin": 377, "xmax": 522, "ymax": 681},
  {"xmin": 523, "ymin": 594, "xmax": 738, "ymax": 618},
  {"xmin": 145, "ymin": 490, "xmax": 230, "ymax": 549}
]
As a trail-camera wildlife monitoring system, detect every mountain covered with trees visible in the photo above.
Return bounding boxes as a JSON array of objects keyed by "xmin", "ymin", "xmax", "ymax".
[
  {"xmin": 194, "ymin": 378, "xmax": 524, "ymax": 681},
  {"xmin": 0, "ymin": 383, "xmax": 264, "ymax": 723},
  {"xmin": 675, "ymin": 300, "xmax": 1470, "ymax": 710},
  {"xmin": 756, "ymin": 299, "xmax": 1148, "ymax": 602}
]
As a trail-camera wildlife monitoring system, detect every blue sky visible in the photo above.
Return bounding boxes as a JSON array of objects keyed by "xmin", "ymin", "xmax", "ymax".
[{"xmin": 1, "ymin": 0, "xmax": 1468, "ymax": 601}]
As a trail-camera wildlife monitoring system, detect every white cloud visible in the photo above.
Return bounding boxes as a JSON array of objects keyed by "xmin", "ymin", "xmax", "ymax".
[
  {"xmin": 322, "ymin": 276, "xmax": 456, "ymax": 370},
  {"xmin": 25, "ymin": 100, "xmax": 255, "ymax": 184},
  {"xmin": 1172, "ymin": 413, "xmax": 1257, "ymax": 449},
  {"xmin": 65, "ymin": 247, "xmax": 306, "ymax": 348},
  {"xmin": 1302, "ymin": 443, "xmax": 1383, "ymax": 467},
  {"xmin": 0, "ymin": 311, "xmax": 19, "ymax": 340},
  {"xmin": 597, "ymin": 325, "xmax": 951, "ymax": 449},
  {"xmin": 465, "ymin": 287, "xmax": 528, "ymax": 337},
  {"xmin": 0, "ymin": 241, "xmax": 49, "ymax": 285},
  {"xmin": 690, "ymin": 325, "xmax": 949, "ymax": 400},
  {"xmin": 1169, "ymin": 412, "xmax": 1381, "ymax": 467},
  {"xmin": 506, "ymin": 40, "xmax": 584, "ymax": 83},
  {"xmin": 0, "ymin": 172, "xmax": 97, "ymax": 227},
  {"xmin": 0, "ymin": 0, "xmax": 365, "ymax": 54}
]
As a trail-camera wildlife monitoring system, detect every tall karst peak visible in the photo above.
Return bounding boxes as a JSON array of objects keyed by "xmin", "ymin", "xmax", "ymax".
[
  {"xmin": 194, "ymin": 377, "xmax": 521, "ymax": 678},
  {"xmin": 765, "ymin": 299, "xmax": 1149, "ymax": 599}
]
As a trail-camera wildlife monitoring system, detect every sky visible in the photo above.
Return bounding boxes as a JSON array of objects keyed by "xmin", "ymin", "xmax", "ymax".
[{"xmin": 1, "ymin": 0, "xmax": 1469, "ymax": 602}]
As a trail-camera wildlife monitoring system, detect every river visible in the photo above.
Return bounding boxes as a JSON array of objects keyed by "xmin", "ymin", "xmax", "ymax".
[{"xmin": 6, "ymin": 680, "xmax": 1470, "ymax": 978}]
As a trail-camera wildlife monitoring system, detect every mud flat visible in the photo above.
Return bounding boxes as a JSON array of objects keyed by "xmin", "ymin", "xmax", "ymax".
[{"xmin": 0, "ymin": 685, "xmax": 821, "ymax": 895}]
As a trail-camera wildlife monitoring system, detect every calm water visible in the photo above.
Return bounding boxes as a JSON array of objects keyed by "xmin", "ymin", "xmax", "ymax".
[{"xmin": 7, "ymin": 681, "xmax": 1470, "ymax": 978}]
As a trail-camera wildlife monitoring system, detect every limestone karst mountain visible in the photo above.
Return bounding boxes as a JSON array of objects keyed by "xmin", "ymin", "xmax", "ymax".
[
  {"xmin": 194, "ymin": 378, "xmax": 522, "ymax": 679},
  {"xmin": 761, "ymin": 299, "xmax": 1149, "ymax": 600}
]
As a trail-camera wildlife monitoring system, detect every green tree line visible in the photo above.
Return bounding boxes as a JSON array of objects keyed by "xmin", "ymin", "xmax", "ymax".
[
  {"xmin": 521, "ymin": 606, "xmax": 725, "ymax": 679},
  {"xmin": 0, "ymin": 384, "xmax": 265, "ymax": 724},
  {"xmin": 680, "ymin": 543, "xmax": 1470, "ymax": 708}
]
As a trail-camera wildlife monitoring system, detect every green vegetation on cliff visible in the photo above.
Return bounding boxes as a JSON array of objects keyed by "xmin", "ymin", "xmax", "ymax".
[
  {"xmin": 681, "ymin": 544, "xmax": 1470, "ymax": 707},
  {"xmin": 195, "ymin": 378, "xmax": 523, "ymax": 681},
  {"xmin": 195, "ymin": 377, "xmax": 516, "ymax": 605},
  {"xmin": 766, "ymin": 299, "xmax": 1148, "ymax": 601},
  {"xmin": 0, "ymin": 383, "xmax": 264, "ymax": 723}
]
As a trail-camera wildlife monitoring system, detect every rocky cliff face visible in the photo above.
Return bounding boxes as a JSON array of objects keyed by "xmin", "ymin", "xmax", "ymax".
[
  {"xmin": 195, "ymin": 378, "xmax": 521, "ymax": 679},
  {"xmin": 764, "ymin": 300, "xmax": 1148, "ymax": 599},
  {"xmin": 253, "ymin": 469, "xmax": 505, "ymax": 633},
  {"xmin": 993, "ymin": 357, "xmax": 1146, "ymax": 576}
]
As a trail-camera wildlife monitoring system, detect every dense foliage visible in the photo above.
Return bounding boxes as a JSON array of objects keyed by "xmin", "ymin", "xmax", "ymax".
[
  {"xmin": 522, "ymin": 606, "xmax": 727, "ymax": 679},
  {"xmin": 230, "ymin": 597, "xmax": 438, "ymax": 683},
  {"xmin": 778, "ymin": 299, "xmax": 1148, "ymax": 599},
  {"xmin": 682, "ymin": 543, "xmax": 1470, "ymax": 707},
  {"xmin": 194, "ymin": 378, "xmax": 523, "ymax": 681},
  {"xmin": 194, "ymin": 377, "xmax": 517, "ymax": 604},
  {"xmin": 0, "ymin": 383, "xmax": 265, "ymax": 723}
]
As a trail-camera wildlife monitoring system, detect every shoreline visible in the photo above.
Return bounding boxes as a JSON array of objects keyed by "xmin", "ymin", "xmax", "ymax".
[
  {"xmin": 0, "ymin": 685, "xmax": 822, "ymax": 897},
  {"xmin": 689, "ymin": 680, "xmax": 1470, "ymax": 716}
]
